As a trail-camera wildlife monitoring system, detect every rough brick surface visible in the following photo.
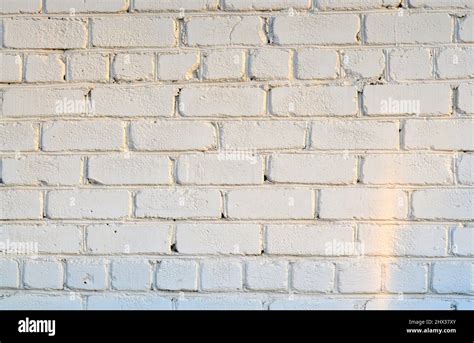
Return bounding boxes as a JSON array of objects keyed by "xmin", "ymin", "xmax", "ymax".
[{"xmin": 0, "ymin": 2, "xmax": 471, "ymax": 311}]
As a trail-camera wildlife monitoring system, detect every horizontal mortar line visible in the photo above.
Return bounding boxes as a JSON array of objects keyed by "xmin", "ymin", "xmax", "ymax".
[
  {"xmin": 0, "ymin": 182, "xmax": 468, "ymax": 188},
  {"xmin": 2, "ymin": 42, "xmax": 474, "ymax": 54},
  {"xmin": 0, "ymin": 115, "xmax": 471, "ymax": 121},
  {"xmin": 0, "ymin": 219, "xmax": 470, "ymax": 225},
  {"xmin": 1, "ymin": 78, "xmax": 474, "ymax": 88},
  {"xmin": 1, "ymin": 219, "xmax": 472, "ymax": 224},
  {"xmin": 2, "ymin": 44, "xmax": 474, "ymax": 54},
  {"xmin": 4, "ymin": 254, "xmax": 473, "ymax": 260},
  {"xmin": 0, "ymin": 289, "xmax": 471, "ymax": 298},
  {"xmin": 0, "ymin": 150, "xmax": 471, "ymax": 155},
  {"xmin": 0, "ymin": 151, "xmax": 461, "ymax": 156},
  {"xmin": 1, "ymin": 8, "xmax": 472, "ymax": 18},
  {"xmin": 1, "ymin": 184, "xmax": 473, "ymax": 189},
  {"xmin": 1, "ymin": 288, "xmax": 473, "ymax": 297}
]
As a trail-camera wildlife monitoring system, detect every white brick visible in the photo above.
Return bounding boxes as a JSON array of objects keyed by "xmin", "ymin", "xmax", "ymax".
[
  {"xmin": 111, "ymin": 260, "xmax": 151, "ymax": 290},
  {"xmin": 458, "ymin": 154, "xmax": 474, "ymax": 185},
  {"xmin": 363, "ymin": 84, "xmax": 451, "ymax": 115},
  {"xmin": 432, "ymin": 262, "xmax": 473, "ymax": 294},
  {"xmin": 201, "ymin": 260, "xmax": 242, "ymax": 291},
  {"xmin": 67, "ymin": 53, "xmax": 109, "ymax": 82},
  {"xmin": 273, "ymin": 15, "xmax": 359, "ymax": 45},
  {"xmin": 156, "ymin": 260, "xmax": 198, "ymax": 291},
  {"xmin": 176, "ymin": 154, "xmax": 263, "ymax": 185},
  {"xmin": 0, "ymin": 260, "xmax": 19, "ymax": 288},
  {"xmin": 86, "ymin": 224, "xmax": 171, "ymax": 254},
  {"xmin": 4, "ymin": 18, "xmax": 87, "ymax": 49},
  {"xmin": 405, "ymin": 119, "xmax": 474, "ymax": 150},
  {"xmin": 179, "ymin": 87, "xmax": 265, "ymax": 117},
  {"xmin": 458, "ymin": 83, "xmax": 474, "ymax": 114},
  {"xmin": 437, "ymin": 48, "xmax": 474, "ymax": 79},
  {"xmin": 176, "ymin": 223, "xmax": 261, "ymax": 254},
  {"xmin": 42, "ymin": 120, "xmax": 124, "ymax": 151},
  {"xmin": 203, "ymin": 49, "xmax": 245, "ymax": 80},
  {"xmin": 135, "ymin": 0, "xmax": 218, "ymax": 11},
  {"xmin": 87, "ymin": 295, "xmax": 172, "ymax": 310},
  {"xmin": 359, "ymin": 224, "xmax": 447, "ymax": 257},
  {"xmin": 338, "ymin": 262, "xmax": 381, "ymax": 293},
  {"xmin": 342, "ymin": 49, "xmax": 385, "ymax": 79},
  {"xmin": 0, "ymin": 191, "xmax": 42, "ymax": 220},
  {"xmin": 92, "ymin": 86, "xmax": 175, "ymax": 117},
  {"xmin": 249, "ymin": 49, "xmax": 290, "ymax": 80},
  {"xmin": 390, "ymin": 48, "xmax": 432, "ymax": 80},
  {"xmin": 47, "ymin": 190, "xmax": 129, "ymax": 219},
  {"xmin": 0, "ymin": 54, "xmax": 22, "ymax": 82},
  {"xmin": 112, "ymin": 53, "xmax": 154, "ymax": 81},
  {"xmin": 459, "ymin": 16, "xmax": 474, "ymax": 43},
  {"xmin": 46, "ymin": 0, "xmax": 128, "ymax": 13},
  {"xmin": 224, "ymin": 0, "xmax": 310, "ymax": 10},
  {"xmin": 409, "ymin": 0, "xmax": 473, "ymax": 8},
  {"xmin": 0, "ymin": 225, "xmax": 82, "ymax": 254},
  {"xmin": 158, "ymin": 52, "xmax": 200, "ymax": 81},
  {"xmin": 245, "ymin": 261, "xmax": 287, "ymax": 291},
  {"xmin": 135, "ymin": 189, "xmax": 221, "ymax": 219},
  {"xmin": 318, "ymin": 0, "xmax": 399, "ymax": 9},
  {"xmin": 320, "ymin": 188, "xmax": 408, "ymax": 219},
  {"xmin": 265, "ymin": 224, "xmax": 354, "ymax": 255},
  {"xmin": 270, "ymin": 86, "xmax": 357, "ymax": 116},
  {"xmin": 92, "ymin": 17, "xmax": 175, "ymax": 47},
  {"xmin": 311, "ymin": 120, "xmax": 399, "ymax": 150},
  {"xmin": 187, "ymin": 16, "xmax": 263, "ymax": 46},
  {"xmin": 130, "ymin": 121, "xmax": 216, "ymax": 151},
  {"xmin": 412, "ymin": 189, "xmax": 474, "ymax": 220},
  {"xmin": 24, "ymin": 259, "xmax": 62, "ymax": 290},
  {"xmin": 292, "ymin": 262, "xmax": 334, "ymax": 293},
  {"xmin": 1, "ymin": 155, "xmax": 81, "ymax": 185},
  {"xmin": 362, "ymin": 154, "xmax": 452, "ymax": 185},
  {"xmin": 2, "ymin": 88, "xmax": 88, "ymax": 117},
  {"xmin": 0, "ymin": 0, "xmax": 41, "ymax": 13},
  {"xmin": 268, "ymin": 154, "xmax": 356, "ymax": 184},
  {"xmin": 365, "ymin": 13, "xmax": 451, "ymax": 44},
  {"xmin": 25, "ymin": 54, "xmax": 65, "ymax": 83},
  {"xmin": 88, "ymin": 154, "xmax": 171, "ymax": 185},
  {"xmin": 295, "ymin": 49, "xmax": 338, "ymax": 80},
  {"xmin": 0, "ymin": 123, "xmax": 37, "ymax": 152},
  {"xmin": 67, "ymin": 259, "xmax": 107, "ymax": 290},
  {"xmin": 384, "ymin": 262, "xmax": 427, "ymax": 293},
  {"xmin": 226, "ymin": 188, "xmax": 314, "ymax": 219},
  {"xmin": 221, "ymin": 121, "xmax": 306, "ymax": 150},
  {"xmin": 0, "ymin": 295, "xmax": 82, "ymax": 310},
  {"xmin": 453, "ymin": 227, "xmax": 474, "ymax": 256}
]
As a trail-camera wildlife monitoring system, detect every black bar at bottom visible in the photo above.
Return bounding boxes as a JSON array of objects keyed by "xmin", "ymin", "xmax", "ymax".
[{"xmin": 0, "ymin": 310, "xmax": 472, "ymax": 342}]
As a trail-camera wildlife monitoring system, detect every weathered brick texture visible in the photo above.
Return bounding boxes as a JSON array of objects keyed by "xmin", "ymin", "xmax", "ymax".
[{"xmin": 0, "ymin": 0, "xmax": 472, "ymax": 310}]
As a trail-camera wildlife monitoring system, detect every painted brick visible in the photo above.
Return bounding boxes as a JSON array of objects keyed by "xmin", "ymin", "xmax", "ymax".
[
  {"xmin": 358, "ymin": 224, "xmax": 447, "ymax": 257},
  {"xmin": 47, "ymin": 190, "xmax": 130, "ymax": 219},
  {"xmin": 88, "ymin": 154, "xmax": 171, "ymax": 185},
  {"xmin": 176, "ymin": 154, "xmax": 263, "ymax": 185},
  {"xmin": 4, "ymin": 18, "xmax": 87, "ymax": 49},
  {"xmin": 86, "ymin": 224, "xmax": 171, "ymax": 254},
  {"xmin": 226, "ymin": 188, "xmax": 314, "ymax": 219},
  {"xmin": 135, "ymin": 189, "xmax": 221, "ymax": 219},
  {"xmin": 92, "ymin": 17, "xmax": 176, "ymax": 47},
  {"xmin": 270, "ymin": 86, "xmax": 358, "ymax": 116},
  {"xmin": 176, "ymin": 223, "xmax": 261, "ymax": 254}
]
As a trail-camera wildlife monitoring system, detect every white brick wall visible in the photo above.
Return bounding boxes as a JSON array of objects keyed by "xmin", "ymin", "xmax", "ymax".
[{"xmin": 0, "ymin": 0, "xmax": 472, "ymax": 311}]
